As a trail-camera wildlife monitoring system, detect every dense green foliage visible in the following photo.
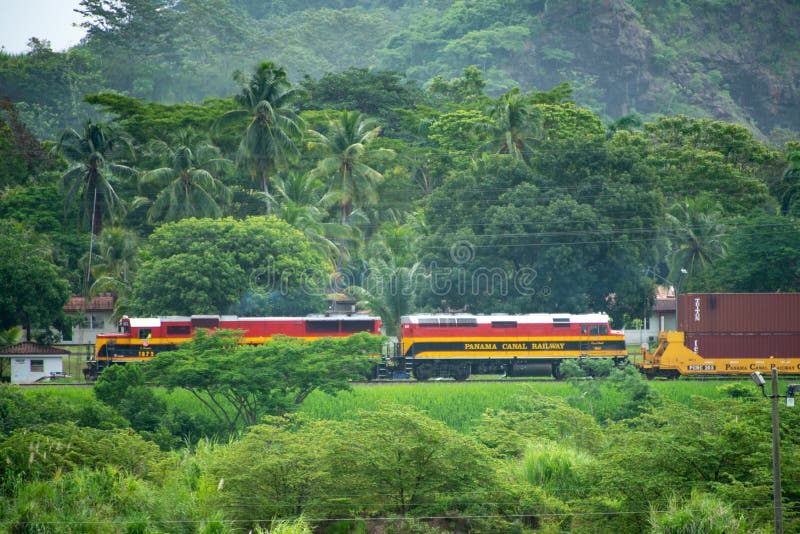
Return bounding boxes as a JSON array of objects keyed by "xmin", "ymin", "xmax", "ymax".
[
  {"xmin": 2, "ymin": 377, "xmax": 798, "ymax": 532},
  {"xmin": 129, "ymin": 216, "xmax": 329, "ymax": 316},
  {"xmin": 0, "ymin": 221, "xmax": 70, "ymax": 342},
  {"xmin": 3, "ymin": 1, "xmax": 800, "ymax": 141},
  {"xmin": 0, "ymin": 1, "xmax": 797, "ymax": 335},
  {"xmin": 1, "ymin": 57, "xmax": 798, "ymax": 332}
]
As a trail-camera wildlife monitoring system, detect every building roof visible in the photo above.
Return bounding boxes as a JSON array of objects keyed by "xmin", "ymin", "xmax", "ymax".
[
  {"xmin": 0, "ymin": 342, "xmax": 71, "ymax": 356},
  {"xmin": 326, "ymin": 292, "xmax": 358, "ymax": 303},
  {"xmin": 654, "ymin": 284, "xmax": 677, "ymax": 312},
  {"xmin": 63, "ymin": 293, "xmax": 115, "ymax": 313}
]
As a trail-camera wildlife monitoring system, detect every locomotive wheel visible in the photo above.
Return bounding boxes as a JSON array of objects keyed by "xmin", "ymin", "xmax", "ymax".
[
  {"xmin": 551, "ymin": 363, "xmax": 562, "ymax": 380},
  {"xmin": 413, "ymin": 363, "xmax": 434, "ymax": 381},
  {"xmin": 452, "ymin": 365, "xmax": 471, "ymax": 381}
]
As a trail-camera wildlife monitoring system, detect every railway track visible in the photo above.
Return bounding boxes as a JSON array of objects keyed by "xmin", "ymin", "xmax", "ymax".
[{"xmin": 351, "ymin": 377, "xmax": 554, "ymax": 385}]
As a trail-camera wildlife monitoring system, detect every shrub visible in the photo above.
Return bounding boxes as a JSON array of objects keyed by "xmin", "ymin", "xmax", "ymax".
[
  {"xmin": 518, "ymin": 440, "xmax": 592, "ymax": 498},
  {"xmin": 649, "ymin": 491, "xmax": 751, "ymax": 534},
  {"xmin": 0, "ymin": 423, "xmax": 164, "ymax": 485}
]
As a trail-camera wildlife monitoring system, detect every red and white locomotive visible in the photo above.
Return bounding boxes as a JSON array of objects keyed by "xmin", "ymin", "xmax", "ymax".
[
  {"xmin": 86, "ymin": 314, "xmax": 382, "ymax": 379},
  {"xmin": 392, "ymin": 313, "xmax": 627, "ymax": 380}
]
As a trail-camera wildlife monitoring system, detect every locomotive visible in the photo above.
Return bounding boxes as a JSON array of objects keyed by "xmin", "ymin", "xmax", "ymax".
[
  {"xmin": 386, "ymin": 313, "xmax": 627, "ymax": 380},
  {"xmin": 85, "ymin": 314, "xmax": 383, "ymax": 380}
]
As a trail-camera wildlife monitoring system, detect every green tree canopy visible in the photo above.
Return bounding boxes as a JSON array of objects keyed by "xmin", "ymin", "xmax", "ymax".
[
  {"xmin": 144, "ymin": 330, "xmax": 382, "ymax": 432},
  {"xmin": 695, "ymin": 213, "xmax": 800, "ymax": 292},
  {"xmin": 129, "ymin": 216, "xmax": 330, "ymax": 316},
  {"xmin": 0, "ymin": 221, "xmax": 70, "ymax": 341}
]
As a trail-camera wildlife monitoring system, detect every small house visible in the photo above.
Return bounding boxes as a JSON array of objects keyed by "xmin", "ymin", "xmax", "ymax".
[
  {"xmin": 625, "ymin": 285, "xmax": 678, "ymax": 347},
  {"xmin": 62, "ymin": 293, "xmax": 115, "ymax": 345},
  {"xmin": 0, "ymin": 342, "xmax": 70, "ymax": 384}
]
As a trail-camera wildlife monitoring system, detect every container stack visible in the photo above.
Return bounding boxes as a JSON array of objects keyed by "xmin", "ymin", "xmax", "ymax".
[{"xmin": 677, "ymin": 293, "xmax": 800, "ymax": 359}]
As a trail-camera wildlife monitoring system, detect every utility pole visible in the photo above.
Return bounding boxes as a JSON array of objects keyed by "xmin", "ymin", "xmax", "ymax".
[
  {"xmin": 752, "ymin": 367, "xmax": 792, "ymax": 534},
  {"xmin": 770, "ymin": 366, "xmax": 783, "ymax": 534}
]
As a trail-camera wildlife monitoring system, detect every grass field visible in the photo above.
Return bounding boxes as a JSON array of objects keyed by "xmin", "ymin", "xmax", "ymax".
[
  {"xmin": 21, "ymin": 375, "xmax": 756, "ymax": 435},
  {"xmin": 299, "ymin": 377, "xmax": 745, "ymax": 432}
]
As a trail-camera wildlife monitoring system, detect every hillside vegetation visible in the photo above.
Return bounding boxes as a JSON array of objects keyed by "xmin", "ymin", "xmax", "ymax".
[
  {"xmin": 2, "ymin": 0, "xmax": 799, "ymax": 142},
  {"xmin": 1, "ymin": 2, "xmax": 799, "ymax": 340}
]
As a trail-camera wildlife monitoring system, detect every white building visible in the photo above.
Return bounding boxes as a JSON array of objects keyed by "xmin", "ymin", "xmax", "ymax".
[
  {"xmin": 62, "ymin": 293, "xmax": 116, "ymax": 345},
  {"xmin": 625, "ymin": 285, "xmax": 678, "ymax": 347},
  {"xmin": 0, "ymin": 342, "xmax": 70, "ymax": 384}
]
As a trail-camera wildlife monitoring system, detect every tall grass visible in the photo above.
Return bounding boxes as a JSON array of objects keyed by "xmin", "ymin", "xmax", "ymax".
[
  {"xmin": 649, "ymin": 491, "xmax": 754, "ymax": 534},
  {"xmin": 301, "ymin": 378, "xmax": 760, "ymax": 431},
  {"xmin": 518, "ymin": 440, "xmax": 592, "ymax": 497}
]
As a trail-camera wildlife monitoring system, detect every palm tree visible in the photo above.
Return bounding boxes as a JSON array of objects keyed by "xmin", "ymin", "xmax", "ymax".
[
  {"xmin": 477, "ymin": 87, "xmax": 541, "ymax": 163},
  {"xmin": 307, "ymin": 110, "xmax": 394, "ymax": 223},
  {"xmin": 87, "ymin": 227, "xmax": 141, "ymax": 282},
  {"xmin": 345, "ymin": 239, "xmax": 421, "ymax": 337},
  {"xmin": 139, "ymin": 141, "xmax": 233, "ymax": 223},
  {"xmin": 268, "ymin": 172, "xmax": 344, "ymax": 262},
  {"xmin": 220, "ymin": 62, "xmax": 305, "ymax": 203},
  {"xmin": 606, "ymin": 113, "xmax": 643, "ymax": 139},
  {"xmin": 777, "ymin": 146, "xmax": 800, "ymax": 216},
  {"xmin": 665, "ymin": 198, "xmax": 727, "ymax": 279},
  {"xmin": 56, "ymin": 121, "xmax": 135, "ymax": 236},
  {"xmin": 86, "ymin": 227, "xmax": 141, "ymax": 320}
]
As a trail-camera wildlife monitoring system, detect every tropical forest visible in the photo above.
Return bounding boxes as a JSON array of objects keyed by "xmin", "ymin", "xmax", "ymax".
[{"xmin": 1, "ymin": 0, "xmax": 800, "ymax": 532}]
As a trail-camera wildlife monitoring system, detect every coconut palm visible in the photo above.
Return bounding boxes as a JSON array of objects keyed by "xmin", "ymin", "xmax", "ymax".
[
  {"xmin": 220, "ymin": 62, "xmax": 305, "ymax": 202},
  {"xmin": 665, "ymin": 198, "xmax": 727, "ymax": 279},
  {"xmin": 86, "ymin": 226, "xmax": 141, "ymax": 285},
  {"xmin": 139, "ymin": 141, "xmax": 233, "ymax": 223},
  {"xmin": 477, "ymin": 87, "xmax": 541, "ymax": 163},
  {"xmin": 268, "ymin": 172, "xmax": 345, "ymax": 262},
  {"xmin": 606, "ymin": 113, "xmax": 643, "ymax": 138},
  {"xmin": 56, "ymin": 121, "xmax": 135, "ymax": 236},
  {"xmin": 345, "ymin": 239, "xmax": 421, "ymax": 337},
  {"xmin": 307, "ymin": 110, "xmax": 394, "ymax": 223},
  {"xmin": 86, "ymin": 227, "xmax": 141, "ymax": 320}
]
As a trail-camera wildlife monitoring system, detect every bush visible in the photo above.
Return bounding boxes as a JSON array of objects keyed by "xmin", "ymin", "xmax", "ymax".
[
  {"xmin": 717, "ymin": 382, "xmax": 756, "ymax": 398},
  {"xmin": 649, "ymin": 491, "xmax": 751, "ymax": 534},
  {"xmin": 0, "ymin": 384, "xmax": 127, "ymax": 436},
  {"xmin": 0, "ymin": 423, "xmax": 164, "ymax": 485},
  {"xmin": 518, "ymin": 440, "xmax": 592, "ymax": 498}
]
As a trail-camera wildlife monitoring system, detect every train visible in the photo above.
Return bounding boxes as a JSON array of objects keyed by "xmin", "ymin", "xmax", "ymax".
[
  {"xmin": 637, "ymin": 331, "xmax": 800, "ymax": 379},
  {"xmin": 87, "ymin": 298, "xmax": 800, "ymax": 380},
  {"xmin": 86, "ymin": 312, "xmax": 627, "ymax": 380}
]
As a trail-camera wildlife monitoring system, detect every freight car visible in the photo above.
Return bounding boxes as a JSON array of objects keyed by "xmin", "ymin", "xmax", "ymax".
[
  {"xmin": 637, "ymin": 331, "xmax": 800, "ymax": 378},
  {"xmin": 381, "ymin": 313, "xmax": 627, "ymax": 380},
  {"xmin": 84, "ymin": 314, "xmax": 382, "ymax": 380},
  {"xmin": 638, "ymin": 292, "xmax": 800, "ymax": 377}
]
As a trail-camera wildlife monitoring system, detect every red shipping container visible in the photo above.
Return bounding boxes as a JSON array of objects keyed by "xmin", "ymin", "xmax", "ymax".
[
  {"xmin": 678, "ymin": 293, "xmax": 800, "ymax": 334},
  {"xmin": 684, "ymin": 333, "xmax": 800, "ymax": 359}
]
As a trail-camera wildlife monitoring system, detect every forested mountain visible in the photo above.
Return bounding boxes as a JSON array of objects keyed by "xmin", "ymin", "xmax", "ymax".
[
  {"xmin": 2, "ymin": 0, "xmax": 799, "ymax": 142},
  {"xmin": 1, "ymin": 0, "xmax": 799, "ymax": 342}
]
